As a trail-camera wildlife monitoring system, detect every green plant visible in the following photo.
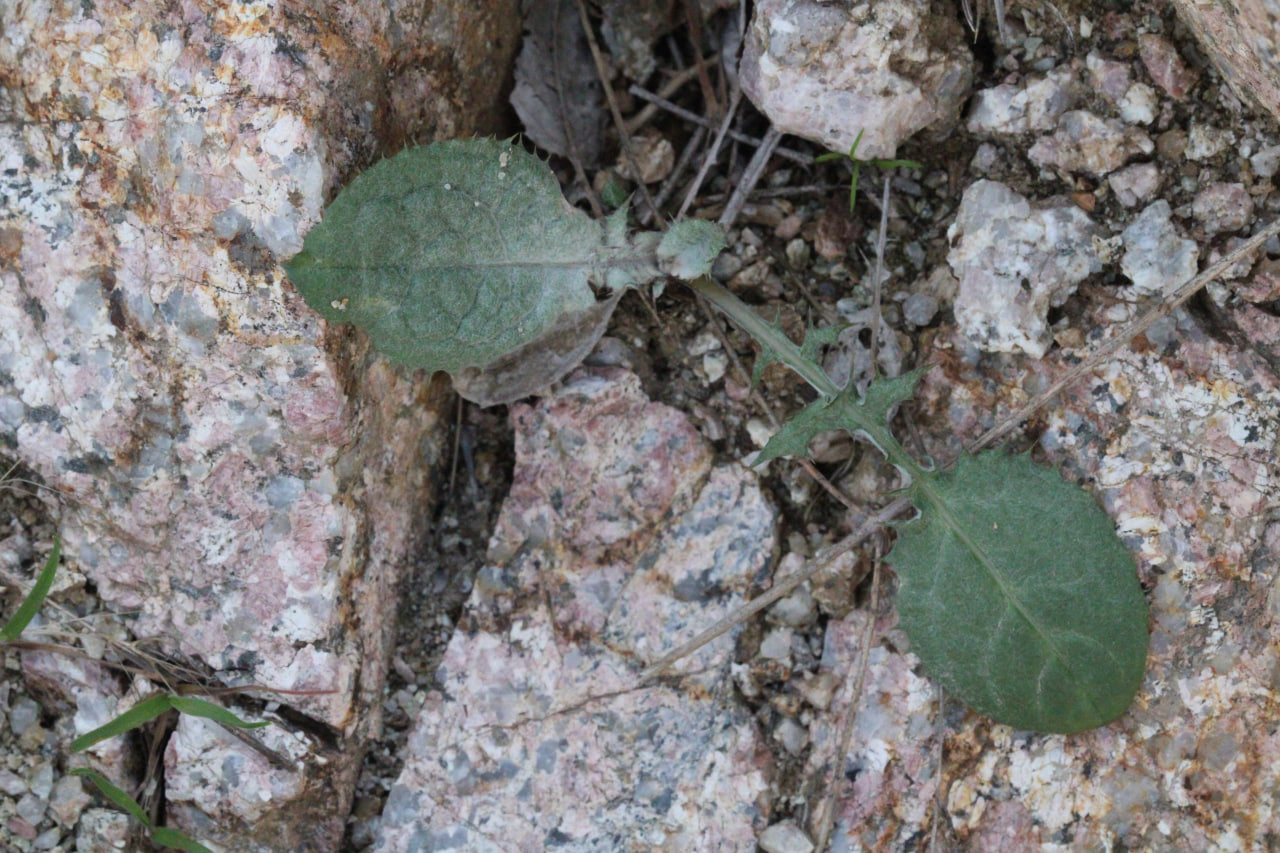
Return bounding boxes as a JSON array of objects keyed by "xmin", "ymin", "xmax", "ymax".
[
  {"xmin": 285, "ymin": 138, "xmax": 1149, "ymax": 734},
  {"xmin": 1, "ymin": 539, "xmax": 266, "ymax": 852},
  {"xmin": 814, "ymin": 129, "xmax": 923, "ymax": 212}
]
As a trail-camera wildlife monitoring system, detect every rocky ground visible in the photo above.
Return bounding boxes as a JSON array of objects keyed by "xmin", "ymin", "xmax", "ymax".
[{"xmin": 4, "ymin": 0, "xmax": 1280, "ymax": 851}]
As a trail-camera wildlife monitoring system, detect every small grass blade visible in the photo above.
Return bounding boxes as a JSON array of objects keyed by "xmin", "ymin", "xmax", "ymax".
[
  {"xmin": 71, "ymin": 768, "xmax": 153, "ymax": 827},
  {"xmin": 169, "ymin": 696, "xmax": 270, "ymax": 730},
  {"xmin": 71, "ymin": 694, "xmax": 173, "ymax": 752},
  {"xmin": 150, "ymin": 826, "xmax": 217, "ymax": 853},
  {"xmin": 0, "ymin": 537, "xmax": 60, "ymax": 642}
]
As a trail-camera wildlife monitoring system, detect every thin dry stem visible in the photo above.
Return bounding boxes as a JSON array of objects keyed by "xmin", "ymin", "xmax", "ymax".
[
  {"xmin": 626, "ymin": 85, "xmax": 813, "ymax": 165},
  {"xmin": 869, "ymin": 175, "xmax": 891, "ymax": 378},
  {"xmin": 812, "ymin": 538, "xmax": 884, "ymax": 852},
  {"xmin": 637, "ymin": 497, "xmax": 911, "ymax": 683},
  {"xmin": 573, "ymin": 0, "xmax": 659, "ymax": 218},
  {"xmin": 718, "ymin": 125, "xmax": 782, "ymax": 230},
  {"xmin": 677, "ymin": 88, "xmax": 743, "ymax": 220}
]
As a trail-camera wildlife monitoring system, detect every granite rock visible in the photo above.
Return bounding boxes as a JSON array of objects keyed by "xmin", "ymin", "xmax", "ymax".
[
  {"xmin": 0, "ymin": 0, "xmax": 519, "ymax": 849},
  {"xmin": 740, "ymin": 0, "xmax": 973, "ymax": 158},
  {"xmin": 374, "ymin": 368, "xmax": 777, "ymax": 852},
  {"xmin": 947, "ymin": 180, "xmax": 1100, "ymax": 357}
]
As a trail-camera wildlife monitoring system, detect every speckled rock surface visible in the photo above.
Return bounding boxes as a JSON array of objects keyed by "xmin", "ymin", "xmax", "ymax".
[
  {"xmin": 1173, "ymin": 0, "xmax": 1280, "ymax": 119},
  {"xmin": 739, "ymin": 0, "xmax": 973, "ymax": 158},
  {"xmin": 0, "ymin": 0, "xmax": 518, "ymax": 849},
  {"xmin": 803, "ymin": 308, "xmax": 1280, "ymax": 850},
  {"xmin": 374, "ymin": 368, "xmax": 777, "ymax": 852}
]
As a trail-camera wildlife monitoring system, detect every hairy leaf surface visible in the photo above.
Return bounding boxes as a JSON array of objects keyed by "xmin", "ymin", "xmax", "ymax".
[
  {"xmin": 288, "ymin": 139, "xmax": 612, "ymax": 374},
  {"xmin": 892, "ymin": 452, "xmax": 1148, "ymax": 733}
]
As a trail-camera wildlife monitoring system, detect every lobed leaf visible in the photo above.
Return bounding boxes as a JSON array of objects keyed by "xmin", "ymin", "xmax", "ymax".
[
  {"xmin": 755, "ymin": 369, "xmax": 924, "ymax": 467},
  {"xmin": 891, "ymin": 452, "xmax": 1149, "ymax": 733},
  {"xmin": 656, "ymin": 219, "xmax": 726, "ymax": 280}
]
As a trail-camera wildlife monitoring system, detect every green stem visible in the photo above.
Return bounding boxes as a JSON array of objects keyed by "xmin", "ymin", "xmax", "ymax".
[{"xmin": 688, "ymin": 275, "xmax": 930, "ymax": 486}]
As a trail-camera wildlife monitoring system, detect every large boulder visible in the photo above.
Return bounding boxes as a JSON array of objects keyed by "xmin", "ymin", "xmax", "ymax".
[{"xmin": 0, "ymin": 0, "xmax": 518, "ymax": 849}]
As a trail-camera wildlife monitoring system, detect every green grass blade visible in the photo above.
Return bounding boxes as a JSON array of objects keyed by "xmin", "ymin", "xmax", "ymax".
[
  {"xmin": 0, "ymin": 537, "xmax": 60, "ymax": 642},
  {"xmin": 71, "ymin": 768, "xmax": 154, "ymax": 827},
  {"xmin": 169, "ymin": 696, "xmax": 270, "ymax": 730},
  {"xmin": 151, "ymin": 826, "xmax": 217, "ymax": 853},
  {"xmin": 71, "ymin": 694, "xmax": 173, "ymax": 752}
]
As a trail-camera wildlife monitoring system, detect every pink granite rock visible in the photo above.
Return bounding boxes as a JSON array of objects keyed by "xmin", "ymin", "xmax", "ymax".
[
  {"xmin": 740, "ymin": 0, "xmax": 973, "ymax": 158},
  {"xmin": 1172, "ymin": 2, "xmax": 1275, "ymax": 114},
  {"xmin": 374, "ymin": 368, "xmax": 777, "ymax": 852},
  {"xmin": 806, "ymin": 309, "xmax": 1280, "ymax": 849},
  {"xmin": 0, "ymin": 0, "xmax": 518, "ymax": 849}
]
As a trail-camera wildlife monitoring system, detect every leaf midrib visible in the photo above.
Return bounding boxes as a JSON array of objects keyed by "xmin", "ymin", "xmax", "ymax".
[{"xmin": 911, "ymin": 471, "xmax": 1103, "ymax": 721}]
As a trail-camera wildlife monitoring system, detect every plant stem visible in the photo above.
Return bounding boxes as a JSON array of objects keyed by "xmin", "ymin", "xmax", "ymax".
[{"xmin": 687, "ymin": 275, "xmax": 930, "ymax": 486}]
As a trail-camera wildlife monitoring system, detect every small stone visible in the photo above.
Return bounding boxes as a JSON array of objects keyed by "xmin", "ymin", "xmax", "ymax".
[
  {"xmin": 1108, "ymin": 162, "xmax": 1161, "ymax": 207},
  {"xmin": 686, "ymin": 331, "xmax": 721, "ymax": 357},
  {"xmin": 10, "ymin": 696, "xmax": 41, "ymax": 736},
  {"xmin": 702, "ymin": 351, "xmax": 727, "ymax": 384},
  {"xmin": 795, "ymin": 671, "xmax": 838, "ymax": 710},
  {"xmin": 1118, "ymin": 83, "xmax": 1158, "ymax": 125},
  {"xmin": 615, "ymin": 130, "xmax": 675, "ymax": 185},
  {"xmin": 33, "ymin": 826, "xmax": 62, "ymax": 850},
  {"xmin": 1192, "ymin": 183, "xmax": 1254, "ymax": 235},
  {"xmin": 902, "ymin": 291, "xmax": 938, "ymax": 327},
  {"xmin": 712, "ymin": 252, "xmax": 744, "ymax": 283},
  {"xmin": 1028, "ymin": 110, "xmax": 1153, "ymax": 178},
  {"xmin": 775, "ymin": 214, "xmax": 804, "ymax": 240},
  {"xmin": 1121, "ymin": 200, "xmax": 1199, "ymax": 296},
  {"xmin": 785, "ymin": 237, "xmax": 810, "ymax": 268},
  {"xmin": 731, "ymin": 261, "xmax": 772, "ymax": 291},
  {"xmin": 1156, "ymin": 128, "xmax": 1188, "ymax": 161},
  {"xmin": 746, "ymin": 418, "xmax": 775, "ymax": 450},
  {"xmin": 1186, "ymin": 123, "xmax": 1233, "ymax": 161},
  {"xmin": 49, "ymin": 774, "xmax": 92, "ymax": 827},
  {"xmin": 774, "ymin": 716, "xmax": 810, "ymax": 756},
  {"xmin": 966, "ymin": 66, "xmax": 1080, "ymax": 135},
  {"xmin": 28, "ymin": 762, "xmax": 54, "ymax": 799},
  {"xmin": 1250, "ymin": 145, "xmax": 1280, "ymax": 178},
  {"xmin": 970, "ymin": 142, "xmax": 1000, "ymax": 174},
  {"xmin": 1139, "ymin": 33, "xmax": 1197, "ymax": 99},
  {"xmin": 769, "ymin": 581, "xmax": 816, "ymax": 627},
  {"xmin": 1085, "ymin": 52, "xmax": 1131, "ymax": 102},
  {"xmin": 740, "ymin": 0, "xmax": 973, "ymax": 158},
  {"xmin": 75, "ymin": 808, "xmax": 132, "ymax": 851},
  {"xmin": 759, "ymin": 819, "xmax": 815, "ymax": 853},
  {"xmin": 947, "ymin": 180, "xmax": 1100, "ymax": 356},
  {"xmin": 0, "ymin": 769, "xmax": 27, "ymax": 795},
  {"xmin": 8, "ymin": 816, "xmax": 37, "ymax": 841},
  {"xmin": 17, "ymin": 791, "xmax": 47, "ymax": 825},
  {"xmin": 759, "ymin": 627, "xmax": 795, "ymax": 662}
]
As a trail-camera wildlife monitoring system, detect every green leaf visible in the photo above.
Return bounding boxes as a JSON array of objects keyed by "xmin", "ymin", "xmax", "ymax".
[
  {"xmin": 150, "ymin": 827, "xmax": 217, "ymax": 853},
  {"xmin": 656, "ymin": 219, "xmax": 726, "ymax": 280},
  {"xmin": 168, "ymin": 696, "xmax": 270, "ymax": 730},
  {"xmin": 0, "ymin": 537, "xmax": 59, "ymax": 642},
  {"xmin": 754, "ymin": 369, "xmax": 925, "ymax": 467},
  {"xmin": 285, "ymin": 138, "xmax": 662, "ymax": 375},
  {"xmin": 750, "ymin": 323, "xmax": 843, "ymax": 390},
  {"xmin": 891, "ymin": 452, "xmax": 1149, "ymax": 733},
  {"xmin": 71, "ymin": 694, "xmax": 173, "ymax": 752},
  {"xmin": 72, "ymin": 768, "xmax": 154, "ymax": 827}
]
